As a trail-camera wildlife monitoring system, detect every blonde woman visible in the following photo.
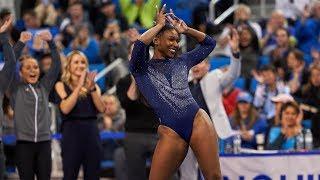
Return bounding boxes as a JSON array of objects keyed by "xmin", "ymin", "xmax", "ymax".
[{"xmin": 55, "ymin": 51, "xmax": 105, "ymax": 180}]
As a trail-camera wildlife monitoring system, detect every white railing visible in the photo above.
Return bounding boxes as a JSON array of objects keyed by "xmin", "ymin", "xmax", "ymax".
[{"xmin": 209, "ymin": 0, "xmax": 239, "ymax": 25}]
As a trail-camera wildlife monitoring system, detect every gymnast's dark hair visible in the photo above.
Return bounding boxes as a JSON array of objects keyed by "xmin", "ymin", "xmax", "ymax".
[{"xmin": 150, "ymin": 23, "xmax": 177, "ymax": 47}]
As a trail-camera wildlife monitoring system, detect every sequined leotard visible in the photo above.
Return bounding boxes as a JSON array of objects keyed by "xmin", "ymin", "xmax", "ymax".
[{"xmin": 129, "ymin": 36, "xmax": 216, "ymax": 142}]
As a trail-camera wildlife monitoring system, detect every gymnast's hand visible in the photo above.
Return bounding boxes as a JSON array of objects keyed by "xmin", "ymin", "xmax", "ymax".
[
  {"xmin": 0, "ymin": 15, "xmax": 12, "ymax": 33},
  {"xmin": 228, "ymin": 28, "xmax": 240, "ymax": 53},
  {"xmin": 166, "ymin": 10, "xmax": 188, "ymax": 34},
  {"xmin": 155, "ymin": 4, "xmax": 166, "ymax": 27}
]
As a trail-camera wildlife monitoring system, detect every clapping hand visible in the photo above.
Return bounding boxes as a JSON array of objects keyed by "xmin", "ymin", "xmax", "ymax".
[{"xmin": 38, "ymin": 30, "xmax": 52, "ymax": 41}]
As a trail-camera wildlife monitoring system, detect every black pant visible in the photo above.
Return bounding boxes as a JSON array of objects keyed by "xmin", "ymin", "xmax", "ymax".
[
  {"xmin": 61, "ymin": 121, "xmax": 102, "ymax": 180},
  {"xmin": 0, "ymin": 143, "xmax": 5, "ymax": 180},
  {"xmin": 15, "ymin": 140, "xmax": 51, "ymax": 180},
  {"xmin": 119, "ymin": 132, "xmax": 158, "ymax": 180}
]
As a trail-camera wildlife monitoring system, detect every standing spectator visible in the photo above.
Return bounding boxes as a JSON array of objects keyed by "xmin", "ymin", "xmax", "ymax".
[
  {"xmin": 98, "ymin": 94, "xmax": 125, "ymax": 131},
  {"xmin": 0, "ymin": 16, "xmax": 22, "ymax": 180},
  {"xmin": 113, "ymin": 32, "xmax": 159, "ymax": 180},
  {"xmin": 266, "ymin": 102, "xmax": 303, "ymax": 150},
  {"xmin": 119, "ymin": 0, "xmax": 161, "ymax": 29},
  {"xmin": 55, "ymin": 50, "xmax": 105, "ymax": 180},
  {"xmin": 230, "ymin": 92, "xmax": 267, "ymax": 149},
  {"xmin": 100, "ymin": 21, "xmax": 129, "ymax": 90},
  {"xmin": 238, "ymin": 25, "xmax": 260, "ymax": 90},
  {"xmin": 64, "ymin": 23, "xmax": 101, "ymax": 64},
  {"xmin": 94, "ymin": 0, "xmax": 128, "ymax": 38},
  {"xmin": 253, "ymin": 65, "xmax": 290, "ymax": 120},
  {"xmin": 295, "ymin": 1, "xmax": 320, "ymax": 55},
  {"xmin": 9, "ymin": 30, "xmax": 60, "ymax": 180},
  {"xmin": 180, "ymin": 29, "xmax": 241, "ymax": 180}
]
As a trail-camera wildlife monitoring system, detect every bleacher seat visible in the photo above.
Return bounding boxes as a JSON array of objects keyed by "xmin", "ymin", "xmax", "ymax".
[
  {"xmin": 210, "ymin": 57, "xmax": 230, "ymax": 70},
  {"xmin": 302, "ymin": 119, "xmax": 312, "ymax": 129},
  {"xmin": 304, "ymin": 54, "xmax": 313, "ymax": 66}
]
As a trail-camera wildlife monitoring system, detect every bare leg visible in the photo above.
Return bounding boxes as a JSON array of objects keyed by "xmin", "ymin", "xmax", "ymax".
[
  {"xmin": 190, "ymin": 109, "xmax": 221, "ymax": 180},
  {"xmin": 149, "ymin": 125, "xmax": 188, "ymax": 180}
]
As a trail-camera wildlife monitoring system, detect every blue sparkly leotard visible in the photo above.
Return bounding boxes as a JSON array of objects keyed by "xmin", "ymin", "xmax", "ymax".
[{"xmin": 129, "ymin": 35, "xmax": 216, "ymax": 142}]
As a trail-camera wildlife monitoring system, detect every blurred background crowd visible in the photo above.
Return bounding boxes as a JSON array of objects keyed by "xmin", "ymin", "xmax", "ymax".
[{"xmin": 0, "ymin": 0, "xmax": 320, "ymax": 179}]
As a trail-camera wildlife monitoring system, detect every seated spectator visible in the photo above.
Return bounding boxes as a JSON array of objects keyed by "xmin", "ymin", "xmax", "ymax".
[
  {"xmin": 299, "ymin": 65, "xmax": 320, "ymax": 147},
  {"xmin": 119, "ymin": 0, "xmax": 161, "ymax": 30},
  {"xmin": 98, "ymin": 94, "xmax": 126, "ymax": 131},
  {"xmin": 286, "ymin": 49, "xmax": 309, "ymax": 96},
  {"xmin": 64, "ymin": 23, "xmax": 101, "ymax": 64},
  {"xmin": 59, "ymin": 1, "xmax": 93, "ymax": 47},
  {"xmin": 270, "ymin": 28, "xmax": 293, "ymax": 78},
  {"xmin": 94, "ymin": 0, "xmax": 128, "ymax": 39},
  {"xmin": 230, "ymin": 92, "xmax": 267, "ymax": 149},
  {"xmin": 234, "ymin": 4, "xmax": 262, "ymax": 38},
  {"xmin": 253, "ymin": 65, "xmax": 290, "ymax": 120},
  {"xmin": 34, "ymin": 0, "xmax": 58, "ymax": 26},
  {"xmin": 269, "ymin": 94, "xmax": 295, "ymax": 127},
  {"xmin": 295, "ymin": 1, "xmax": 320, "ymax": 55},
  {"xmin": 275, "ymin": 0, "xmax": 311, "ymax": 21},
  {"xmin": 266, "ymin": 101, "xmax": 303, "ymax": 150},
  {"xmin": 260, "ymin": 10, "xmax": 295, "ymax": 55}
]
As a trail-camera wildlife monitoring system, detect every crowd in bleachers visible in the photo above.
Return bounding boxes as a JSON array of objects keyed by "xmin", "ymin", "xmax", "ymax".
[{"xmin": 0, "ymin": 0, "xmax": 319, "ymax": 179}]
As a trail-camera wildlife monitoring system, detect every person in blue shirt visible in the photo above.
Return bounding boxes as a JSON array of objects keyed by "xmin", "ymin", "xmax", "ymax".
[
  {"xmin": 266, "ymin": 101, "xmax": 303, "ymax": 150},
  {"xmin": 230, "ymin": 91, "xmax": 267, "ymax": 149},
  {"xmin": 129, "ymin": 5, "xmax": 221, "ymax": 179},
  {"xmin": 295, "ymin": 2, "xmax": 320, "ymax": 55}
]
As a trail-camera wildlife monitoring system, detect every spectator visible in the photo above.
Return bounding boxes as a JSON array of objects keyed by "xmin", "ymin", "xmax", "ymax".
[
  {"xmin": 98, "ymin": 94, "xmax": 125, "ymax": 131},
  {"xmin": 230, "ymin": 92, "xmax": 267, "ymax": 149},
  {"xmin": 238, "ymin": 24, "xmax": 260, "ymax": 89},
  {"xmin": 269, "ymin": 94, "xmax": 295, "ymax": 127},
  {"xmin": 253, "ymin": 65, "xmax": 290, "ymax": 120},
  {"xmin": 286, "ymin": 49, "xmax": 309, "ymax": 96},
  {"xmin": 266, "ymin": 101, "xmax": 303, "ymax": 150},
  {"xmin": 9, "ymin": 31, "xmax": 60, "ymax": 180},
  {"xmin": 275, "ymin": 0, "xmax": 311, "ymax": 21},
  {"xmin": 94, "ymin": 0, "xmax": 129, "ymax": 38},
  {"xmin": 234, "ymin": 4, "xmax": 262, "ymax": 38},
  {"xmin": 34, "ymin": 0, "xmax": 59, "ymax": 26},
  {"xmin": 59, "ymin": 1, "xmax": 93, "ymax": 47},
  {"xmin": 294, "ymin": 1, "xmax": 320, "ymax": 55},
  {"xmin": 119, "ymin": 0, "xmax": 161, "ymax": 29},
  {"xmin": 270, "ymin": 27, "xmax": 292, "ymax": 80},
  {"xmin": 55, "ymin": 50, "xmax": 105, "ymax": 180},
  {"xmin": 180, "ymin": 29, "xmax": 241, "ymax": 180},
  {"xmin": 64, "ymin": 23, "xmax": 101, "ymax": 64},
  {"xmin": 100, "ymin": 21, "xmax": 129, "ymax": 90},
  {"xmin": 299, "ymin": 65, "xmax": 320, "ymax": 147},
  {"xmin": 260, "ymin": 10, "xmax": 295, "ymax": 55}
]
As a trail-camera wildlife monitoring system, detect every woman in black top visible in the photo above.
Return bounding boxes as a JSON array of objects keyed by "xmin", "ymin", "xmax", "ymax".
[{"xmin": 55, "ymin": 50, "xmax": 105, "ymax": 180}]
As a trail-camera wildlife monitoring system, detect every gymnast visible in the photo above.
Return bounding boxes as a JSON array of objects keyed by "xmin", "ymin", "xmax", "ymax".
[{"xmin": 129, "ymin": 5, "xmax": 221, "ymax": 180}]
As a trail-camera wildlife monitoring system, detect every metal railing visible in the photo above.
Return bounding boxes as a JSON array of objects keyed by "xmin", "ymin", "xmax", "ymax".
[{"xmin": 209, "ymin": 0, "xmax": 239, "ymax": 25}]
